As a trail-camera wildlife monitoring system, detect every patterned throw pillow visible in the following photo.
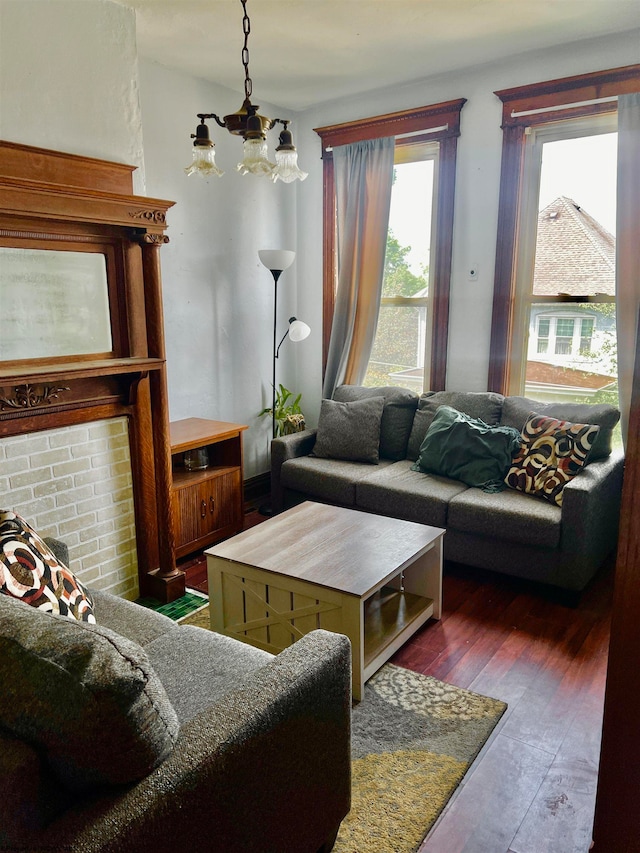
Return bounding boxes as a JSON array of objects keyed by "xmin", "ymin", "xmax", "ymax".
[
  {"xmin": 0, "ymin": 510, "xmax": 95, "ymax": 622},
  {"xmin": 504, "ymin": 413, "xmax": 600, "ymax": 507}
]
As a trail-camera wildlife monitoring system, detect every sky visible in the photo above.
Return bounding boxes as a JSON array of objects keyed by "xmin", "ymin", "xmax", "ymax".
[
  {"xmin": 388, "ymin": 130, "xmax": 618, "ymax": 277},
  {"xmin": 538, "ymin": 132, "xmax": 617, "ymax": 235}
]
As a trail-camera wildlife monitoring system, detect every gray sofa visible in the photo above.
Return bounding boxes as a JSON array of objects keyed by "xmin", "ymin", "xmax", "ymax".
[
  {"xmin": 271, "ymin": 386, "xmax": 624, "ymax": 594},
  {"xmin": 0, "ymin": 542, "xmax": 352, "ymax": 853}
]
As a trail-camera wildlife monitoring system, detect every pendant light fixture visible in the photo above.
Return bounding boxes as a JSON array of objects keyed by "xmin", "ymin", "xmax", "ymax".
[{"xmin": 185, "ymin": 0, "xmax": 307, "ymax": 183}]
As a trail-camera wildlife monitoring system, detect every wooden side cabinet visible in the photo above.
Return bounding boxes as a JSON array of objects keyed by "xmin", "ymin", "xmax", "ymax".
[{"xmin": 170, "ymin": 418, "xmax": 248, "ymax": 559}]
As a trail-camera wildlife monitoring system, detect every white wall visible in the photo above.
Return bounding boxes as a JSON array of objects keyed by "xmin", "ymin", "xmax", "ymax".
[
  {"xmin": 0, "ymin": 0, "xmax": 145, "ymax": 191},
  {"xmin": 294, "ymin": 29, "xmax": 640, "ymax": 427},
  {"xmin": 138, "ymin": 60, "xmax": 300, "ymax": 478},
  {"xmin": 0, "ymin": 0, "xmax": 144, "ymax": 592}
]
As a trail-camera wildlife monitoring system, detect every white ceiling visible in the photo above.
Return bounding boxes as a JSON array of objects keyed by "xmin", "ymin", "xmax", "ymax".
[{"xmin": 118, "ymin": 0, "xmax": 640, "ymax": 111}]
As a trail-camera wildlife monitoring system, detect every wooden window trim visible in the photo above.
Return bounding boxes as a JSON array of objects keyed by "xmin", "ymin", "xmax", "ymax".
[
  {"xmin": 488, "ymin": 64, "xmax": 640, "ymax": 393},
  {"xmin": 315, "ymin": 98, "xmax": 466, "ymax": 391}
]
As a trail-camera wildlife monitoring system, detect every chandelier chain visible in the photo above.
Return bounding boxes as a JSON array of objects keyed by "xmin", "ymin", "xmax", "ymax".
[{"xmin": 240, "ymin": 0, "xmax": 252, "ymax": 100}]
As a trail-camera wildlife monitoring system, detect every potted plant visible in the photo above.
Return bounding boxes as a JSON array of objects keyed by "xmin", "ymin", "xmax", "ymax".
[{"xmin": 260, "ymin": 384, "xmax": 306, "ymax": 437}]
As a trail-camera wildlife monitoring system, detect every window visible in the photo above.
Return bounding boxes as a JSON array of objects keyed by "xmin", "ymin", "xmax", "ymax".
[
  {"xmin": 536, "ymin": 317, "xmax": 550, "ymax": 354},
  {"xmin": 514, "ymin": 117, "xmax": 618, "ymax": 401},
  {"xmin": 315, "ymin": 99, "xmax": 465, "ymax": 392},
  {"xmin": 532, "ymin": 314, "xmax": 598, "ymax": 359},
  {"xmin": 363, "ymin": 149, "xmax": 436, "ymax": 391},
  {"xmin": 489, "ymin": 65, "xmax": 640, "ymax": 405}
]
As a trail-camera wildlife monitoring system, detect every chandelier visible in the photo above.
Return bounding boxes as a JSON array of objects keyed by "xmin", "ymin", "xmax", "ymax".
[{"xmin": 185, "ymin": 0, "xmax": 307, "ymax": 183}]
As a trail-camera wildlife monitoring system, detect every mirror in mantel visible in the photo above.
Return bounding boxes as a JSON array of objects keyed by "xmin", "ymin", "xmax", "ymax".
[{"xmin": 0, "ymin": 246, "xmax": 112, "ymax": 361}]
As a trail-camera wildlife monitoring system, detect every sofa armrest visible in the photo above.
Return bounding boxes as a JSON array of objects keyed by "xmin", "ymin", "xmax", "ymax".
[
  {"xmin": 271, "ymin": 428, "xmax": 318, "ymax": 513},
  {"xmin": 560, "ymin": 450, "xmax": 625, "ymax": 564},
  {"xmin": 45, "ymin": 629, "xmax": 352, "ymax": 853}
]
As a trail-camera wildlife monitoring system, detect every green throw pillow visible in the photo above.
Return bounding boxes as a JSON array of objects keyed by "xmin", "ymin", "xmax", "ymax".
[{"xmin": 412, "ymin": 405, "xmax": 522, "ymax": 491}]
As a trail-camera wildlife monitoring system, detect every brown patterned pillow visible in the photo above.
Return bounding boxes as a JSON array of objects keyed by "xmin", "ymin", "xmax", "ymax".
[
  {"xmin": 0, "ymin": 510, "xmax": 95, "ymax": 622},
  {"xmin": 504, "ymin": 413, "xmax": 600, "ymax": 507}
]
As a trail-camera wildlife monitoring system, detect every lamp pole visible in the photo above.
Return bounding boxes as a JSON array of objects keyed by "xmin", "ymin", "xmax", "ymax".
[
  {"xmin": 258, "ymin": 249, "xmax": 296, "ymax": 440},
  {"xmin": 270, "ymin": 268, "xmax": 283, "ymax": 440}
]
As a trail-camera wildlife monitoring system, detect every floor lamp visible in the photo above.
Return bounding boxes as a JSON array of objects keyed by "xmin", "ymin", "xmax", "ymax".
[
  {"xmin": 258, "ymin": 249, "xmax": 310, "ymax": 515},
  {"xmin": 258, "ymin": 249, "xmax": 310, "ymax": 438}
]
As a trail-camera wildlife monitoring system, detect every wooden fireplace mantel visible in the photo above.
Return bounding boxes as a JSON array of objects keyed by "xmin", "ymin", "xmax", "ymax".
[{"xmin": 0, "ymin": 140, "xmax": 185, "ymax": 602}]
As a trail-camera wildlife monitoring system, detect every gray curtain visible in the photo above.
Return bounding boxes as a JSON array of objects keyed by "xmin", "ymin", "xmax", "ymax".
[
  {"xmin": 323, "ymin": 137, "xmax": 395, "ymax": 398},
  {"xmin": 616, "ymin": 93, "xmax": 640, "ymax": 447}
]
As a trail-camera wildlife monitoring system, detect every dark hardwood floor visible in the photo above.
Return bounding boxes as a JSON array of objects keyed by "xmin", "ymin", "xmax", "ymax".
[{"xmin": 181, "ymin": 506, "xmax": 613, "ymax": 853}]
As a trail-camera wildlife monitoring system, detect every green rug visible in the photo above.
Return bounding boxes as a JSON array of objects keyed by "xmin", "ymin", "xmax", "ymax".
[{"xmin": 179, "ymin": 606, "xmax": 506, "ymax": 853}]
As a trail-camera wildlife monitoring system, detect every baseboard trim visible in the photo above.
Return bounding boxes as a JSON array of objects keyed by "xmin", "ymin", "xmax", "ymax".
[{"xmin": 244, "ymin": 472, "xmax": 270, "ymax": 504}]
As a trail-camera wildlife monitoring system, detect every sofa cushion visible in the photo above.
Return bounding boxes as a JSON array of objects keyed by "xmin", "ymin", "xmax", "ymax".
[
  {"xmin": 0, "ymin": 593, "xmax": 180, "ymax": 793},
  {"xmin": 500, "ymin": 396, "xmax": 619, "ymax": 461},
  {"xmin": 0, "ymin": 510, "xmax": 95, "ymax": 622},
  {"xmin": 281, "ymin": 456, "xmax": 394, "ymax": 506},
  {"xmin": 0, "ymin": 730, "xmax": 72, "ymax": 842},
  {"xmin": 448, "ymin": 486, "xmax": 562, "ymax": 548},
  {"xmin": 312, "ymin": 396, "xmax": 385, "ymax": 463},
  {"xmin": 356, "ymin": 459, "xmax": 468, "ymax": 528},
  {"xmin": 505, "ymin": 413, "xmax": 600, "ymax": 507},
  {"xmin": 333, "ymin": 385, "xmax": 419, "ymax": 460},
  {"xmin": 91, "ymin": 588, "xmax": 179, "ymax": 647},
  {"xmin": 406, "ymin": 391, "xmax": 505, "ymax": 460},
  {"xmin": 145, "ymin": 625, "xmax": 273, "ymax": 724},
  {"xmin": 413, "ymin": 405, "xmax": 522, "ymax": 491}
]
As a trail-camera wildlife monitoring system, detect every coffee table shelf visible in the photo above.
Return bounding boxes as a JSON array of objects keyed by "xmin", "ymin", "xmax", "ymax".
[{"xmin": 363, "ymin": 587, "xmax": 434, "ymax": 674}]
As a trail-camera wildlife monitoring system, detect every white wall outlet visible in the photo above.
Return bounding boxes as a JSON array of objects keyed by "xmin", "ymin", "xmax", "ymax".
[{"xmin": 468, "ymin": 265, "xmax": 479, "ymax": 281}]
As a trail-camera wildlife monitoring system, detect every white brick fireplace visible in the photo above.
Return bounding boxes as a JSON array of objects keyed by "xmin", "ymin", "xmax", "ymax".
[{"xmin": 0, "ymin": 418, "xmax": 139, "ymax": 598}]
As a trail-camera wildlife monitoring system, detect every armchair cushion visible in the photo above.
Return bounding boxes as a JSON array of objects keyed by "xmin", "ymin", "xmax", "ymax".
[
  {"xmin": 0, "ymin": 730, "xmax": 72, "ymax": 843},
  {"xmin": 0, "ymin": 593, "xmax": 179, "ymax": 793},
  {"xmin": 0, "ymin": 510, "xmax": 95, "ymax": 622}
]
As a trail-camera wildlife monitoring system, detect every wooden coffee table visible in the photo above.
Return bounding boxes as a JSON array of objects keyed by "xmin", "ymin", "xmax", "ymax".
[{"xmin": 206, "ymin": 501, "xmax": 444, "ymax": 700}]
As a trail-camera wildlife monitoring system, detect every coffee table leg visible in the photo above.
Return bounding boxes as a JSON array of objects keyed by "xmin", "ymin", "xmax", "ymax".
[
  {"xmin": 342, "ymin": 595, "xmax": 364, "ymax": 702},
  {"xmin": 402, "ymin": 539, "xmax": 443, "ymax": 619}
]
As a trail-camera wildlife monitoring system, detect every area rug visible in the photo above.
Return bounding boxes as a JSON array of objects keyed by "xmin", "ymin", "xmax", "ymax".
[{"xmin": 179, "ymin": 605, "xmax": 507, "ymax": 853}]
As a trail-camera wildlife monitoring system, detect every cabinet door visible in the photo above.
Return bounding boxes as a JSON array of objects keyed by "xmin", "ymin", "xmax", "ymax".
[
  {"xmin": 173, "ymin": 481, "xmax": 205, "ymax": 550},
  {"xmin": 210, "ymin": 469, "xmax": 242, "ymax": 533},
  {"xmin": 172, "ymin": 469, "xmax": 242, "ymax": 554}
]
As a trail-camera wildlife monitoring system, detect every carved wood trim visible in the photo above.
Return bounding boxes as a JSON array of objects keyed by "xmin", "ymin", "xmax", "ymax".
[
  {"xmin": 314, "ymin": 98, "xmax": 467, "ymax": 149},
  {"xmin": 0, "ymin": 141, "xmax": 183, "ymax": 602}
]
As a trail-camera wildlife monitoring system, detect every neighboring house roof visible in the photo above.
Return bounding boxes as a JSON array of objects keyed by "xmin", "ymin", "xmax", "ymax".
[
  {"xmin": 532, "ymin": 196, "xmax": 615, "ymax": 298},
  {"xmin": 526, "ymin": 359, "xmax": 615, "ymax": 390}
]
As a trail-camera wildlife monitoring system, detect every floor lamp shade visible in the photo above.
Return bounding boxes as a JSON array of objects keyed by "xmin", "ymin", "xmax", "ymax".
[{"xmin": 258, "ymin": 249, "xmax": 295, "ymax": 272}]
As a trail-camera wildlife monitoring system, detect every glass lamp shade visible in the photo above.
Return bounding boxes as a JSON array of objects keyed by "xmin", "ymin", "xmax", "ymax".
[
  {"xmin": 258, "ymin": 249, "xmax": 295, "ymax": 271},
  {"xmin": 288, "ymin": 319, "xmax": 310, "ymax": 342},
  {"xmin": 184, "ymin": 145, "xmax": 224, "ymax": 178},
  {"xmin": 237, "ymin": 138, "xmax": 276, "ymax": 178},
  {"xmin": 274, "ymin": 149, "xmax": 308, "ymax": 183}
]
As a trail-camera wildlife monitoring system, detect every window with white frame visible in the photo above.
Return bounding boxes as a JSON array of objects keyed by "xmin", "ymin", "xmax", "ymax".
[{"xmin": 532, "ymin": 314, "xmax": 597, "ymax": 358}]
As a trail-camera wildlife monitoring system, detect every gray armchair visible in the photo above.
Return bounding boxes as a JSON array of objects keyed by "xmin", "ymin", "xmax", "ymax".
[{"xmin": 0, "ymin": 579, "xmax": 352, "ymax": 853}]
